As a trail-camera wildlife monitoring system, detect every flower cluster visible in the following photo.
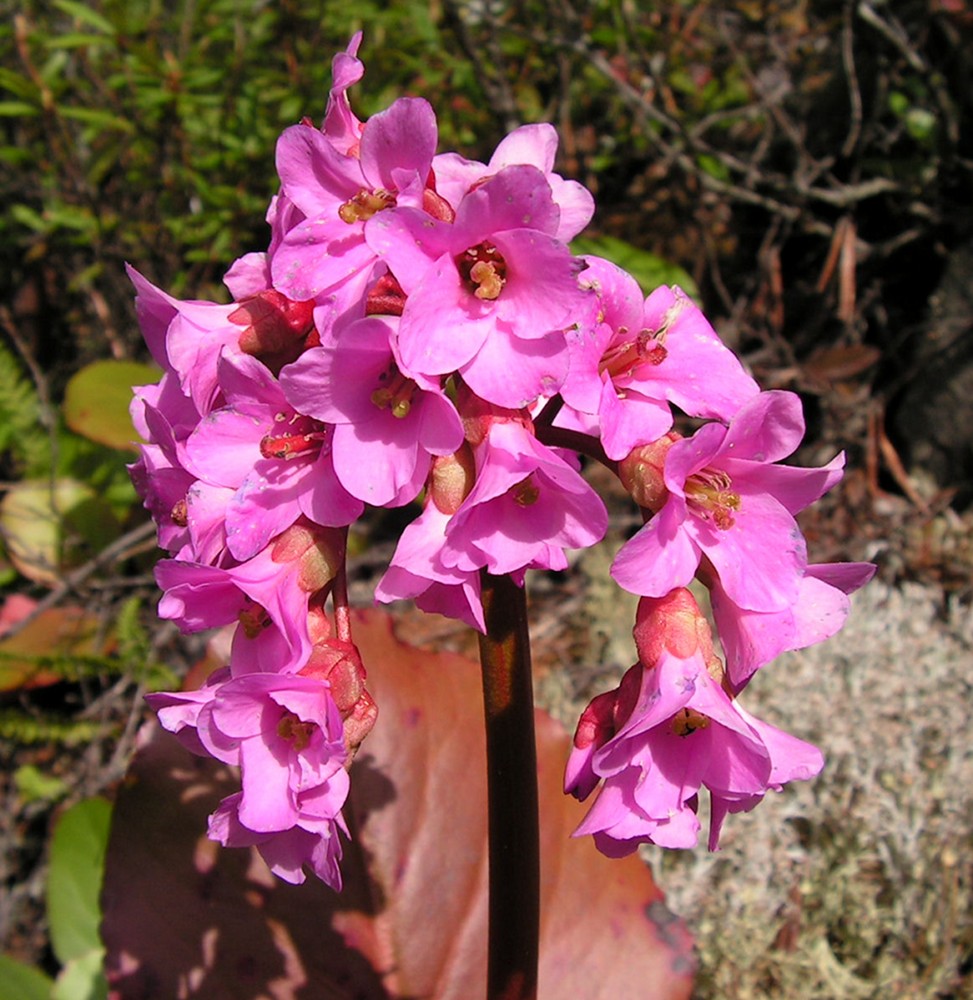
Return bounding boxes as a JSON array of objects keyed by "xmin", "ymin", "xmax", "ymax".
[{"xmin": 131, "ymin": 35, "xmax": 872, "ymax": 885}]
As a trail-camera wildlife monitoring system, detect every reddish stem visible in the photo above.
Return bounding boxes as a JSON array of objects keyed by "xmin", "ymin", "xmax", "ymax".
[
  {"xmin": 332, "ymin": 529, "xmax": 352, "ymax": 643},
  {"xmin": 477, "ymin": 571, "xmax": 539, "ymax": 1000}
]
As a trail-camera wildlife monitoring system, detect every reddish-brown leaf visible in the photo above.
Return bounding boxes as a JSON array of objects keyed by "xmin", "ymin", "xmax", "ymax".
[
  {"xmin": 0, "ymin": 597, "xmax": 102, "ymax": 691},
  {"xmin": 102, "ymin": 608, "xmax": 694, "ymax": 999}
]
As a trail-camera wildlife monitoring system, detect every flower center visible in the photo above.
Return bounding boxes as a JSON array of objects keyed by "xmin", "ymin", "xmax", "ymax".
[
  {"xmin": 238, "ymin": 599, "xmax": 273, "ymax": 639},
  {"xmin": 260, "ymin": 412, "xmax": 329, "ymax": 460},
  {"xmin": 370, "ymin": 364, "xmax": 417, "ymax": 418},
  {"xmin": 511, "ymin": 474, "xmax": 540, "ymax": 506},
  {"xmin": 338, "ymin": 187, "xmax": 396, "ymax": 224},
  {"xmin": 276, "ymin": 711, "xmax": 316, "ymax": 752},
  {"xmin": 684, "ymin": 468, "xmax": 741, "ymax": 530},
  {"xmin": 456, "ymin": 242, "xmax": 507, "ymax": 300},
  {"xmin": 598, "ymin": 327, "xmax": 668, "ymax": 381},
  {"xmin": 170, "ymin": 498, "xmax": 188, "ymax": 526},
  {"xmin": 670, "ymin": 707, "xmax": 710, "ymax": 737}
]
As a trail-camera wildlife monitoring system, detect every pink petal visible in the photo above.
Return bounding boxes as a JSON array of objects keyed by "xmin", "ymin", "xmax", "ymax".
[
  {"xmin": 359, "ymin": 98, "xmax": 437, "ymax": 191},
  {"xmin": 716, "ymin": 390, "xmax": 805, "ymax": 464},
  {"xmin": 460, "ymin": 325, "xmax": 568, "ymax": 408},
  {"xmin": 730, "ymin": 452, "xmax": 845, "ymax": 515},
  {"xmin": 610, "ymin": 502, "xmax": 700, "ymax": 597},
  {"xmin": 454, "ymin": 164, "xmax": 560, "ymax": 242},
  {"xmin": 693, "ymin": 490, "xmax": 806, "ymax": 612}
]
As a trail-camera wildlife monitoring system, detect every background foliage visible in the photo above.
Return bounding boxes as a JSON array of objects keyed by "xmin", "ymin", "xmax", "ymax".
[{"xmin": 1, "ymin": 1, "xmax": 971, "ymax": 996}]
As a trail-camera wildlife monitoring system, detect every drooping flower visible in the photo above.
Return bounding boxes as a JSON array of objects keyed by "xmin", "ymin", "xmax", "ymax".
[
  {"xmin": 442, "ymin": 420, "xmax": 609, "ymax": 576},
  {"xmin": 705, "ymin": 559, "xmax": 878, "ymax": 690},
  {"xmin": 566, "ymin": 589, "xmax": 823, "ymax": 854},
  {"xmin": 611, "ymin": 391, "xmax": 844, "ymax": 612},
  {"xmin": 148, "ymin": 670, "xmax": 350, "ymax": 888},
  {"xmin": 155, "ymin": 521, "xmax": 343, "ymax": 675}
]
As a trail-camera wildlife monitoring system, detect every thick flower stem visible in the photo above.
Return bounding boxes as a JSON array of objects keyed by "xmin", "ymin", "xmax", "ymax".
[{"xmin": 477, "ymin": 571, "xmax": 540, "ymax": 1000}]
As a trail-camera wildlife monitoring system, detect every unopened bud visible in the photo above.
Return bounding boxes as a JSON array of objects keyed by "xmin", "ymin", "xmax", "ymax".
[
  {"xmin": 299, "ymin": 638, "xmax": 365, "ymax": 713},
  {"xmin": 422, "ymin": 186, "xmax": 456, "ymax": 223},
  {"xmin": 342, "ymin": 689, "xmax": 378, "ymax": 760},
  {"xmin": 429, "ymin": 444, "xmax": 476, "ymax": 515},
  {"xmin": 270, "ymin": 520, "xmax": 344, "ymax": 594},
  {"xmin": 618, "ymin": 432, "xmax": 679, "ymax": 512},
  {"xmin": 573, "ymin": 688, "xmax": 618, "ymax": 750},
  {"xmin": 632, "ymin": 589, "xmax": 716, "ymax": 670},
  {"xmin": 365, "ymin": 273, "xmax": 408, "ymax": 317},
  {"xmin": 231, "ymin": 290, "xmax": 315, "ymax": 358},
  {"xmin": 455, "ymin": 381, "xmax": 532, "ymax": 446}
]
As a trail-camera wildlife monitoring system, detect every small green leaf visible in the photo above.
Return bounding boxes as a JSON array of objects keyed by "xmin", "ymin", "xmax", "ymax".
[
  {"xmin": 0, "ymin": 101, "xmax": 39, "ymax": 117},
  {"xmin": 52, "ymin": 948, "xmax": 108, "ymax": 1000},
  {"xmin": 52, "ymin": 0, "xmax": 116, "ymax": 34},
  {"xmin": 47, "ymin": 797, "xmax": 113, "ymax": 965},
  {"xmin": 15, "ymin": 763, "xmax": 70, "ymax": 804},
  {"xmin": 0, "ymin": 955, "xmax": 54, "ymax": 1000},
  {"xmin": 63, "ymin": 360, "xmax": 160, "ymax": 450},
  {"xmin": 59, "ymin": 106, "xmax": 133, "ymax": 133},
  {"xmin": 571, "ymin": 234, "xmax": 699, "ymax": 298}
]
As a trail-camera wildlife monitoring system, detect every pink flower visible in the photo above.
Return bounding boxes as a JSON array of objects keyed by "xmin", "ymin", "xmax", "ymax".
[
  {"xmin": 366, "ymin": 164, "xmax": 591, "ymax": 407},
  {"xmin": 442, "ymin": 420, "xmax": 608, "ymax": 576},
  {"xmin": 148, "ymin": 670, "xmax": 350, "ymax": 888},
  {"xmin": 155, "ymin": 521, "xmax": 343, "ymax": 675},
  {"xmin": 611, "ymin": 391, "xmax": 844, "ymax": 612},
  {"xmin": 560, "ymin": 259, "xmax": 759, "ymax": 460},
  {"xmin": 272, "ymin": 96, "xmax": 437, "ymax": 302},
  {"xmin": 185, "ymin": 352, "xmax": 362, "ymax": 561},
  {"xmin": 209, "ymin": 792, "xmax": 347, "ymax": 888},
  {"xmin": 433, "ymin": 122, "xmax": 595, "ymax": 241},
  {"xmin": 566, "ymin": 589, "xmax": 823, "ymax": 854},
  {"xmin": 279, "ymin": 315, "xmax": 464, "ymax": 506},
  {"xmin": 375, "ymin": 499, "xmax": 487, "ymax": 631},
  {"xmin": 707, "ymin": 560, "xmax": 877, "ymax": 690}
]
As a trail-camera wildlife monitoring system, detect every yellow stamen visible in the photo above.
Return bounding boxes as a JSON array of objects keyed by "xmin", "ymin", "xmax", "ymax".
[
  {"xmin": 338, "ymin": 188, "xmax": 395, "ymax": 224},
  {"xmin": 276, "ymin": 711, "xmax": 316, "ymax": 752},
  {"xmin": 671, "ymin": 708, "xmax": 710, "ymax": 737}
]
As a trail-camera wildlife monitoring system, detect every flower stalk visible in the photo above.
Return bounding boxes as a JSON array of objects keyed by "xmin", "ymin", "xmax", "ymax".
[{"xmin": 477, "ymin": 571, "xmax": 539, "ymax": 1000}]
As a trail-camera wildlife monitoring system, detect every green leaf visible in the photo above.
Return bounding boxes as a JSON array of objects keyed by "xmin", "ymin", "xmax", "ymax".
[
  {"xmin": 570, "ymin": 234, "xmax": 699, "ymax": 298},
  {"xmin": 63, "ymin": 360, "xmax": 160, "ymax": 450},
  {"xmin": 0, "ymin": 479, "xmax": 121, "ymax": 586},
  {"xmin": 47, "ymin": 797, "xmax": 113, "ymax": 965},
  {"xmin": 0, "ymin": 955, "xmax": 54, "ymax": 1000},
  {"xmin": 0, "ymin": 68, "xmax": 38, "ymax": 99},
  {"xmin": 58, "ymin": 107, "xmax": 133, "ymax": 133},
  {"xmin": 52, "ymin": 948, "xmax": 108, "ymax": 1000},
  {"xmin": 15, "ymin": 763, "xmax": 70, "ymax": 804},
  {"xmin": 52, "ymin": 0, "xmax": 116, "ymax": 35},
  {"xmin": 0, "ymin": 101, "xmax": 39, "ymax": 117}
]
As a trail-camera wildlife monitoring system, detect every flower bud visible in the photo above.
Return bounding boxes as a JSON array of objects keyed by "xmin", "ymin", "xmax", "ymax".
[
  {"xmin": 618, "ymin": 432, "xmax": 679, "ymax": 512},
  {"xmin": 270, "ymin": 520, "xmax": 345, "ymax": 594},
  {"xmin": 428, "ymin": 443, "xmax": 476, "ymax": 515},
  {"xmin": 231, "ymin": 290, "xmax": 315, "ymax": 359},
  {"xmin": 342, "ymin": 689, "xmax": 378, "ymax": 760},
  {"xmin": 455, "ymin": 381, "xmax": 532, "ymax": 447},
  {"xmin": 299, "ymin": 638, "xmax": 365, "ymax": 714},
  {"xmin": 633, "ymin": 588, "xmax": 716, "ymax": 671}
]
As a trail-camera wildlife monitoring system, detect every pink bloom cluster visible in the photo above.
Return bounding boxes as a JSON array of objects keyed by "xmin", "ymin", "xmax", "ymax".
[{"xmin": 130, "ymin": 35, "xmax": 872, "ymax": 884}]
